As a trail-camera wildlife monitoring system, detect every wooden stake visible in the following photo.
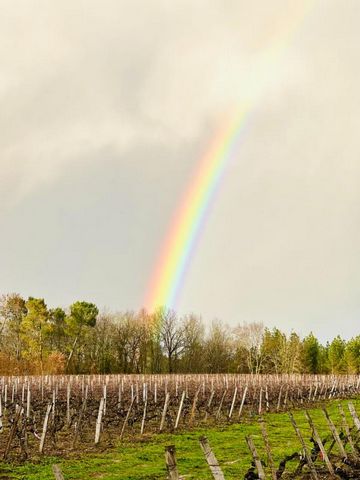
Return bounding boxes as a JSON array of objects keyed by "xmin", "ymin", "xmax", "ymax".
[
  {"xmin": 39, "ymin": 403, "xmax": 52, "ymax": 454},
  {"xmin": 258, "ymin": 388, "xmax": 263, "ymax": 415},
  {"xmin": 26, "ymin": 385, "xmax": 31, "ymax": 419},
  {"xmin": 245, "ymin": 435, "xmax": 266, "ymax": 480},
  {"xmin": 289, "ymin": 412, "xmax": 318, "ymax": 480},
  {"xmin": 94, "ymin": 398, "xmax": 105, "ymax": 445},
  {"xmin": 204, "ymin": 390, "xmax": 215, "ymax": 422},
  {"xmin": 160, "ymin": 393, "xmax": 170, "ymax": 432},
  {"xmin": 199, "ymin": 436, "xmax": 225, "ymax": 480},
  {"xmin": 228, "ymin": 387, "xmax": 237, "ymax": 419},
  {"xmin": 120, "ymin": 397, "xmax": 135, "ymax": 440},
  {"xmin": 66, "ymin": 382, "xmax": 71, "ymax": 426},
  {"xmin": 322, "ymin": 408, "xmax": 347, "ymax": 460},
  {"xmin": 216, "ymin": 389, "xmax": 227, "ymax": 420},
  {"xmin": 3, "ymin": 405, "xmax": 22, "ymax": 460},
  {"xmin": 348, "ymin": 402, "xmax": 360, "ymax": 431},
  {"xmin": 0, "ymin": 395, "xmax": 3, "ymax": 432},
  {"xmin": 52, "ymin": 464, "xmax": 65, "ymax": 480},
  {"xmin": 304, "ymin": 410, "xmax": 335, "ymax": 476},
  {"xmin": 259, "ymin": 417, "xmax": 276, "ymax": 480},
  {"xmin": 238, "ymin": 386, "xmax": 248, "ymax": 418},
  {"xmin": 189, "ymin": 388, "xmax": 200, "ymax": 426},
  {"xmin": 175, "ymin": 391, "xmax": 185, "ymax": 429},
  {"xmin": 338, "ymin": 403, "xmax": 356, "ymax": 455},
  {"xmin": 140, "ymin": 400, "xmax": 147, "ymax": 435},
  {"xmin": 72, "ymin": 396, "xmax": 87, "ymax": 449},
  {"xmin": 165, "ymin": 445, "xmax": 180, "ymax": 480}
]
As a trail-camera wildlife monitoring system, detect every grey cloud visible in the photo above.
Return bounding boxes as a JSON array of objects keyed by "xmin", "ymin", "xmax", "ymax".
[{"xmin": 0, "ymin": 0, "xmax": 359, "ymax": 341}]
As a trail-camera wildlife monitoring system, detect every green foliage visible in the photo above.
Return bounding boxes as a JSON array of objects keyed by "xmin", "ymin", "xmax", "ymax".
[
  {"xmin": 1, "ymin": 292, "xmax": 360, "ymax": 375},
  {"xmin": 0, "ymin": 293, "xmax": 27, "ymax": 360},
  {"xmin": 67, "ymin": 301, "xmax": 98, "ymax": 331},
  {"xmin": 328, "ymin": 335, "xmax": 346, "ymax": 373},
  {"xmin": 301, "ymin": 332, "xmax": 320, "ymax": 373},
  {"xmin": 21, "ymin": 297, "xmax": 50, "ymax": 373},
  {"xmin": 345, "ymin": 336, "xmax": 360, "ymax": 373},
  {"xmin": 261, "ymin": 327, "xmax": 287, "ymax": 373}
]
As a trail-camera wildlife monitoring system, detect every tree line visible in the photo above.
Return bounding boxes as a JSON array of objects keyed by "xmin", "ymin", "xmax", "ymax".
[{"xmin": 0, "ymin": 293, "xmax": 358, "ymax": 375}]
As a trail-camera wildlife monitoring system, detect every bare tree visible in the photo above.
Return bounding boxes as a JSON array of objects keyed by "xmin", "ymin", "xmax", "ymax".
[
  {"xmin": 181, "ymin": 314, "xmax": 205, "ymax": 372},
  {"xmin": 205, "ymin": 320, "xmax": 234, "ymax": 373},
  {"xmin": 158, "ymin": 308, "xmax": 184, "ymax": 373},
  {"xmin": 234, "ymin": 322, "xmax": 265, "ymax": 374}
]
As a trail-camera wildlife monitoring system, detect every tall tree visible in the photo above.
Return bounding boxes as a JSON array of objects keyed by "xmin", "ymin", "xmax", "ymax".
[
  {"xmin": 0, "ymin": 293, "xmax": 27, "ymax": 361},
  {"xmin": 301, "ymin": 333, "xmax": 320, "ymax": 373},
  {"xmin": 66, "ymin": 301, "xmax": 98, "ymax": 371},
  {"xmin": 205, "ymin": 321, "xmax": 234, "ymax": 373},
  {"xmin": 284, "ymin": 331, "xmax": 302, "ymax": 373},
  {"xmin": 21, "ymin": 297, "xmax": 50, "ymax": 374},
  {"xmin": 328, "ymin": 335, "xmax": 346, "ymax": 373},
  {"xmin": 346, "ymin": 336, "xmax": 360, "ymax": 373},
  {"xmin": 261, "ymin": 328, "xmax": 287, "ymax": 373},
  {"xmin": 181, "ymin": 314, "xmax": 205, "ymax": 373},
  {"xmin": 48, "ymin": 307, "xmax": 66, "ymax": 352},
  {"xmin": 233, "ymin": 322, "xmax": 264, "ymax": 373},
  {"xmin": 158, "ymin": 308, "xmax": 184, "ymax": 373}
]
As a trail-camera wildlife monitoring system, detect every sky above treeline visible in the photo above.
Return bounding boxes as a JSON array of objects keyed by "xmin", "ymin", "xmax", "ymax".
[{"xmin": 1, "ymin": 0, "xmax": 359, "ymax": 342}]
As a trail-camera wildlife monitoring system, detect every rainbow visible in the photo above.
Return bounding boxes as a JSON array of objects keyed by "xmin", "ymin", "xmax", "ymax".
[
  {"xmin": 144, "ymin": 1, "xmax": 316, "ymax": 313},
  {"xmin": 145, "ymin": 110, "xmax": 249, "ymax": 312}
]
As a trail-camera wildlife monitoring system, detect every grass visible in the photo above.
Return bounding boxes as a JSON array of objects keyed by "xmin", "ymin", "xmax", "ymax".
[{"xmin": 1, "ymin": 399, "xmax": 359, "ymax": 479}]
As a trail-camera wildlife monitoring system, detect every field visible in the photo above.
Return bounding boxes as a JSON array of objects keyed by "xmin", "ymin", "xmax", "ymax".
[{"xmin": 1, "ymin": 374, "xmax": 360, "ymax": 479}]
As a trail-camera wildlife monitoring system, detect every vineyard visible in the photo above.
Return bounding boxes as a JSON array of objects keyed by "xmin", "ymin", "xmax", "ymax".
[{"xmin": 0, "ymin": 373, "xmax": 360, "ymax": 463}]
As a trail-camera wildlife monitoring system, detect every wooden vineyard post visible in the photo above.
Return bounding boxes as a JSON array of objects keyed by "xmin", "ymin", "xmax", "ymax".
[
  {"xmin": 238, "ymin": 386, "xmax": 248, "ymax": 419},
  {"xmin": 276, "ymin": 385, "xmax": 283, "ymax": 412},
  {"xmin": 304, "ymin": 410, "xmax": 335, "ymax": 476},
  {"xmin": 245, "ymin": 435, "xmax": 266, "ymax": 480},
  {"xmin": 52, "ymin": 464, "xmax": 65, "ymax": 480},
  {"xmin": 228, "ymin": 387, "xmax": 237, "ymax": 420},
  {"xmin": 348, "ymin": 402, "xmax": 360, "ymax": 431},
  {"xmin": 160, "ymin": 393, "xmax": 170, "ymax": 432},
  {"xmin": 204, "ymin": 390, "xmax": 214, "ymax": 422},
  {"xmin": 120, "ymin": 397, "xmax": 135, "ymax": 440},
  {"xmin": 216, "ymin": 389, "xmax": 227, "ymax": 420},
  {"xmin": 39, "ymin": 403, "xmax": 53, "ymax": 454},
  {"xmin": 265, "ymin": 385, "xmax": 270, "ymax": 412},
  {"xmin": 289, "ymin": 412, "xmax": 319, "ymax": 480},
  {"xmin": 66, "ymin": 382, "xmax": 71, "ymax": 426},
  {"xmin": 95, "ymin": 398, "xmax": 105, "ymax": 445},
  {"xmin": 103, "ymin": 384, "xmax": 107, "ymax": 416},
  {"xmin": 259, "ymin": 417, "xmax": 276, "ymax": 480},
  {"xmin": 258, "ymin": 388, "xmax": 263, "ymax": 415},
  {"xmin": 175, "ymin": 391, "xmax": 185, "ymax": 430},
  {"xmin": 140, "ymin": 399, "xmax": 147, "ymax": 435},
  {"xmin": 199, "ymin": 436, "xmax": 225, "ymax": 480},
  {"xmin": 283, "ymin": 385, "xmax": 289, "ymax": 409},
  {"xmin": 338, "ymin": 403, "xmax": 356, "ymax": 455},
  {"xmin": 189, "ymin": 388, "xmax": 200, "ymax": 427},
  {"xmin": 52, "ymin": 389, "xmax": 56, "ymax": 421},
  {"xmin": 3, "ymin": 405, "xmax": 22, "ymax": 460},
  {"xmin": 322, "ymin": 408, "xmax": 347, "ymax": 460},
  {"xmin": 72, "ymin": 396, "xmax": 87, "ymax": 449},
  {"xmin": 165, "ymin": 445, "xmax": 180, "ymax": 480},
  {"xmin": 26, "ymin": 384, "xmax": 31, "ymax": 419},
  {"xmin": 0, "ymin": 395, "xmax": 2, "ymax": 432}
]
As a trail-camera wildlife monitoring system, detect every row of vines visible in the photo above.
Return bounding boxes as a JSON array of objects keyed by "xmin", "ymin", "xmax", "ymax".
[{"xmin": 0, "ymin": 374, "xmax": 359, "ymax": 461}]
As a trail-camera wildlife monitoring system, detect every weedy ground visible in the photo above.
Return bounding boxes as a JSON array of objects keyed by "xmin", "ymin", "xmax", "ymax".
[{"xmin": 1, "ymin": 399, "xmax": 359, "ymax": 480}]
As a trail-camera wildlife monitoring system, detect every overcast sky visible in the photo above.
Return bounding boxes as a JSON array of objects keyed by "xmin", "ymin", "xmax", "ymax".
[{"xmin": 1, "ymin": 0, "xmax": 359, "ymax": 341}]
